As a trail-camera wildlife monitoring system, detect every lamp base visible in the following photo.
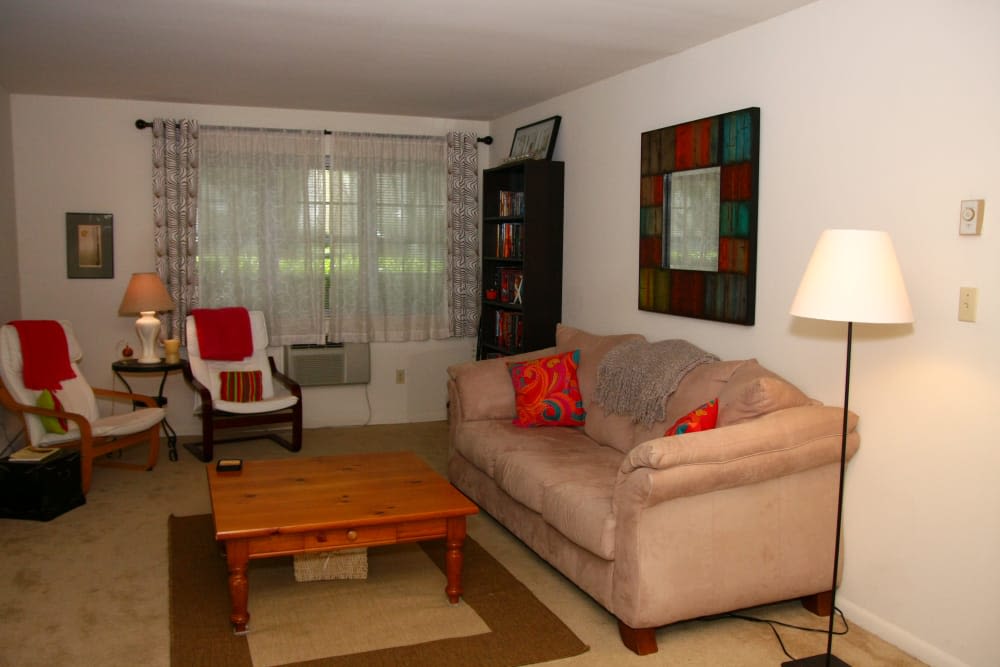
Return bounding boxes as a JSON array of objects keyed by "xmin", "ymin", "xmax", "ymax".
[
  {"xmin": 782, "ymin": 654, "xmax": 851, "ymax": 666},
  {"xmin": 135, "ymin": 311, "xmax": 162, "ymax": 364}
]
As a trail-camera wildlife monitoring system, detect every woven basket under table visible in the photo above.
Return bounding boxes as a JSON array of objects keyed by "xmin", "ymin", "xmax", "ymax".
[{"xmin": 293, "ymin": 547, "xmax": 368, "ymax": 582}]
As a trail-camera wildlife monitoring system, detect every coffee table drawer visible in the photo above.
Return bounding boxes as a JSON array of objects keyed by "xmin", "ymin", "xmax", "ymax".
[
  {"xmin": 246, "ymin": 525, "xmax": 397, "ymax": 557},
  {"xmin": 305, "ymin": 525, "xmax": 396, "ymax": 549}
]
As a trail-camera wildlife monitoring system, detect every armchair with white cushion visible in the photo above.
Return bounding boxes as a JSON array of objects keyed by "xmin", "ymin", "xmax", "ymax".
[
  {"xmin": 0, "ymin": 320, "xmax": 163, "ymax": 494},
  {"xmin": 182, "ymin": 308, "xmax": 302, "ymax": 462}
]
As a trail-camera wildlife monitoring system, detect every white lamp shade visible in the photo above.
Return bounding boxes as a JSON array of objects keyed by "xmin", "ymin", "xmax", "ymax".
[
  {"xmin": 790, "ymin": 229, "xmax": 914, "ymax": 324},
  {"xmin": 118, "ymin": 272, "xmax": 175, "ymax": 315},
  {"xmin": 118, "ymin": 272, "xmax": 175, "ymax": 364}
]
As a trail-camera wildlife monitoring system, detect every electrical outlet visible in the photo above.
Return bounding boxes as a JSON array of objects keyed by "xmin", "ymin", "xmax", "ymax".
[{"xmin": 395, "ymin": 369, "xmax": 406, "ymax": 384}]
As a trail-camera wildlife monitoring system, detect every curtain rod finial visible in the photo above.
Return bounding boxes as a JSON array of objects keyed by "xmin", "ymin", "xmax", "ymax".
[{"xmin": 135, "ymin": 119, "xmax": 151, "ymax": 130}]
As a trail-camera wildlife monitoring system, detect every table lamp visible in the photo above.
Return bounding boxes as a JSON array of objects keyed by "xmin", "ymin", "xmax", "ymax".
[
  {"xmin": 786, "ymin": 229, "xmax": 913, "ymax": 666},
  {"xmin": 118, "ymin": 272, "xmax": 176, "ymax": 364}
]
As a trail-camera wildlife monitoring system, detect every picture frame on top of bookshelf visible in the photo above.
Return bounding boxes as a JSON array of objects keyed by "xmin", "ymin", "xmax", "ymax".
[{"xmin": 477, "ymin": 159, "xmax": 564, "ymax": 360}]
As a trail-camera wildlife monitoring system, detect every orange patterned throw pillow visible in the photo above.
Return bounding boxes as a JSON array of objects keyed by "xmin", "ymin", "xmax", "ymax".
[
  {"xmin": 219, "ymin": 370, "xmax": 263, "ymax": 402},
  {"xmin": 665, "ymin": 398, "xmax": 719, "ymax": 436},
  {"xmin": 507, "ymin": 350, "xmax": 586, "ymax": 427}
]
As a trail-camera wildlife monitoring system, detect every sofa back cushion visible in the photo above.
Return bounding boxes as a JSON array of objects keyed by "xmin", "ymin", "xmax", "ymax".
[
  {"xmin": 448, "ymin": 347, "xmax": 556, "ymax": 421},
  {"xmin": 632, "ymin": 360, "xmax": 744, "ymax": 446},
  {"xmin": 716, "ymin": 359, "xmax": 814, "ymax": 426},
  {"xmin": 555, "ymin": 324, "xmax": 645, "ymax": 452}
]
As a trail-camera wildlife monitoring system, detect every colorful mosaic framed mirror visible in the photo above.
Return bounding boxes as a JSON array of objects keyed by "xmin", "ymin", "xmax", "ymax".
[{"xmin": 639, "ymin": 107, "xmax": 759, "ymax": 325}]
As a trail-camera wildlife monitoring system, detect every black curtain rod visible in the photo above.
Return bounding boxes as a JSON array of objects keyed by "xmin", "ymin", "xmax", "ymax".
[
  {"xmin": 134, "ymin": 119, "xmax": 492, "ymax": 144},
  {"xmin": 135, "ymin": 119, "xmax": 331, "ymax": 135}
]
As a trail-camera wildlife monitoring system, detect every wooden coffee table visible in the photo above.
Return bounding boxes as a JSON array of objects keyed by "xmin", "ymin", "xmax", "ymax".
[{"xmin": 207, "ymin": 451, "xmax": 478, "ymax": 633}]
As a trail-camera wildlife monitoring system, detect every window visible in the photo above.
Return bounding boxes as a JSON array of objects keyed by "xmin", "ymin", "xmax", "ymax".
[
  {"xmin": 198, "ymin": 128, "xmax": 450, "ymax": 344},
  {"xmin": 325, "ymin": 133, "xmax": 448, "ymax": 343},
  {"xmin": 197, "ymin": 127, "xmax": 327, "ymax": 346}
]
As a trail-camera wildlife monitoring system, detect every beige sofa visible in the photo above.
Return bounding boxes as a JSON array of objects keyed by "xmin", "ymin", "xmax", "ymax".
[{"xmin": 447, "ymin": 325, "xmax": 859, "ymax": 655}]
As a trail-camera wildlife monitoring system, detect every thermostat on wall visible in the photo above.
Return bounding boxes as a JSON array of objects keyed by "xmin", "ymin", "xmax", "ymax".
[{"xmin": 959, "ymin": 199, "xmax": 985, "ymax": 236}]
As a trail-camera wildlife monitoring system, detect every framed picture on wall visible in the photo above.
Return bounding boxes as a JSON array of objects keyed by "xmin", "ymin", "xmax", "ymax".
[
  {"xmin": 508, "ymin": 116, "xmax": 561, "ymax": 161},
  {"xmin": 66, "ymin": 212, "xmax": 114, "ymax": 279},
  {"xmin": 638, "ymin": 107, "xmax": 760, "ymax": 325}
]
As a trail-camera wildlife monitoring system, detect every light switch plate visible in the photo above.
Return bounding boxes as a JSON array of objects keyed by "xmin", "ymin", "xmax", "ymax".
[
  {"xmin": 959, "ymin": 286, "xmax": 978, "ymax": 322},
  {"xmin": 959, "ymin": 199, "xmax": 985, "ymax": 235}
]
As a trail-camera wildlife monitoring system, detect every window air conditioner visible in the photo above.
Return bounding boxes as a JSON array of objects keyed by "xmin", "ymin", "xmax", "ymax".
[{"xmin": 283, "ymin": 343, "xmax": 371, "ymax": 386}]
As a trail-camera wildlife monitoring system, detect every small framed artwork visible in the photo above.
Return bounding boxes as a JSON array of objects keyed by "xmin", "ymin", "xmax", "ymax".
[
  {"xmin": 66, "ymin": 212, "xmax": 114, "ymax": 279},
  {"xmin": 508, "ymin": 115, "xmax": 561, "ymax": 161}
]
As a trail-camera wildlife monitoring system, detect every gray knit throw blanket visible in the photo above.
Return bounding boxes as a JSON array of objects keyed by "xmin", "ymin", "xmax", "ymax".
[{"xmin": 594, "ymin": 339, "xmax": 718, "ymax": 426}]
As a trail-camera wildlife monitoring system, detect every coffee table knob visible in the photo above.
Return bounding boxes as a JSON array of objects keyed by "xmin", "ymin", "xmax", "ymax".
[{"xmin": 347, "ymin": 530, "xmax": 358, "ymax": 542}]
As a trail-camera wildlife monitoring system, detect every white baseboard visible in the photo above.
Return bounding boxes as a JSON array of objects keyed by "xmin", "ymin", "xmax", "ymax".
[{"xmin": 836, "ymin": 598, "xmax": 970, "ymax": 667}]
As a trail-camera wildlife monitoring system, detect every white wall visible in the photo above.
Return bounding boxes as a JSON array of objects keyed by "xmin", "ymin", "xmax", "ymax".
[
  {"xmin": 490, "ymin": 1, "xmax": 999, "ymax": 665},
  {"xmin": 10, "ymin": 95, "xmax": 485, "ymax": 436}
]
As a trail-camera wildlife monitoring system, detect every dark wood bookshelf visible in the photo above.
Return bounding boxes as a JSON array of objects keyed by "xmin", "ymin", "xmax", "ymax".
[{"xmin": 477, "ymin": 160, "xmax": 564, "ymax": 359}]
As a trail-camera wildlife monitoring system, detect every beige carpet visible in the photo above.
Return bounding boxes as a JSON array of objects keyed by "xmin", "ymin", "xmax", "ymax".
[{"xmin": 0, "ymin": 421, "xmax": 927, "ymax": 666}]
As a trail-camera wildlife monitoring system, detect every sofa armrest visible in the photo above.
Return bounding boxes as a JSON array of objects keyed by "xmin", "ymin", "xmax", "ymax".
[
  {"xmin": 446, "ymin": 347, "xmax": 555, "ymax": 422},
  {"xmin": 616, "ymin": 405, "xmax": 859, "ymax": 507}
]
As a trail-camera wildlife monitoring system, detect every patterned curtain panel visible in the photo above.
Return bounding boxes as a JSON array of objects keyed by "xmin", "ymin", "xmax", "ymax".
[
  {"xmin": 152, "ymin": 119, "xmax": 199, "ymax": 344},
  {"xmin": 446, "ymin": 132, "xmax": 480, "ymax": 338}
]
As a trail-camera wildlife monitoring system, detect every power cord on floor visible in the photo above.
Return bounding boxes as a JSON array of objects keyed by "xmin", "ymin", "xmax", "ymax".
[{"xmin": 698, "ymin": 606, "xmax": 849, "ymax": 662}]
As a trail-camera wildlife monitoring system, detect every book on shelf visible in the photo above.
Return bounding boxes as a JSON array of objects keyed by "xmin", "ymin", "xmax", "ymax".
[
  {"xmin": 7, "ymin": 445, "xmax": 60, "ymax": 463},
  {"xmin": 494, "ymin": 223, "xmax": 525, "ymax": 258},
  {"xmin": 493, "ymin": 310, "xmax": 524, "ymax": 352},
  {"xmin": 498, "ymin": 190, "xmax": 525, "ymax": 217}
]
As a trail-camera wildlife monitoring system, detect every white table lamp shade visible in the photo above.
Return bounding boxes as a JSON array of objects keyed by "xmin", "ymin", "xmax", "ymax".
[{"xmin": 790, "ymin": 229, "xmax": 914, "ymax": 324}]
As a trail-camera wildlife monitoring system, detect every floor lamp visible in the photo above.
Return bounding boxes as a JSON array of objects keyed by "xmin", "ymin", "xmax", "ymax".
[{"xmin": 786, "ymin": 229, "xmax": 913, "ymax": 667}]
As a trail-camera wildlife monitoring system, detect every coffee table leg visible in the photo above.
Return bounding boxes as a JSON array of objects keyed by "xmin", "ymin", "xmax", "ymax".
[
  {"xmin": 445, "ymin": 516, "xmax": 467, "ymax": 604},
  {"xmin": 225, "ymin": 539, "xmax": 251, "ymax": 633}
]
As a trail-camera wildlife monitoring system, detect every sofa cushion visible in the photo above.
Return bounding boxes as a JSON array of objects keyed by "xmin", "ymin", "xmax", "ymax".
[
  {"xmin": 493, "ymin": 438, "xmax": 623, "ymax": 515},
  {"xmin": 448, "ymin": 346, "xmax": 556, "ymax": 421},
  {"xmin": 508, "ymin": 349, "xmax": 586, "ymax": 427},
  {"xmin": 555, "ymin": 324, "xmax": 646, "ymax": 452},
  {"xmin": 716, "ymin": 359, "xmax": 813, "ymax": 426},
  {"xmin": 632, "ymin": 360, "xmax": 744, "ymax": 447},
  {"xmin": 543, "ymin": 479, "xmax": 617, "ymax": 560},
  {"xmin": 452, "ymin": 420, "xmax": 589, "ymax": 479}
]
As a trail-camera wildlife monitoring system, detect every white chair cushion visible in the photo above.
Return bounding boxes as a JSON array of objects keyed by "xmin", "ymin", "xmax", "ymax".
[
  {"xmin": 37, "ymin": 407, "xmax": 166, "ymax": 445},
  {"xmin": 186, "ymin": 310, "xmax": 298, "ymax": 414},
  {"xmin": 210, "ymin": 396, "xmax": 298, "ymax": 415}
]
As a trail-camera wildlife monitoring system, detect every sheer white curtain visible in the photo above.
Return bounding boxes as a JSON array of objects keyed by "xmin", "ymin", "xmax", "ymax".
[
  {"xmin": 327, "ymin": 133, "xmax": 449, "ymax": 342},
  {"xmin": 198, "ymin": 126, "xmax": 326, "ymax": 345}
]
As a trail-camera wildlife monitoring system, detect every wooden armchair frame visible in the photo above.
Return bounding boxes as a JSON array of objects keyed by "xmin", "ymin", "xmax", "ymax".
[
  {"xmin": 0, "ymin": 377, "xmax": 161, "ymax": 494},
  {"xmin": 181, "ymin": 356, "xmax": 302, "ymax": 462}
]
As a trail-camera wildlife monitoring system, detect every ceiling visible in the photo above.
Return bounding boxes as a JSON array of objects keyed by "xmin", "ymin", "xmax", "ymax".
[{"xmin": 0, "ymin": 0, "xmax": 816, "ymax": 121}]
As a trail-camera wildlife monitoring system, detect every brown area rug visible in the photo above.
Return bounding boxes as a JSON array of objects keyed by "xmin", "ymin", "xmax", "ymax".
[{"xmin": 168, "ymin": 514, "xmax": 589, "ymax": 667}]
